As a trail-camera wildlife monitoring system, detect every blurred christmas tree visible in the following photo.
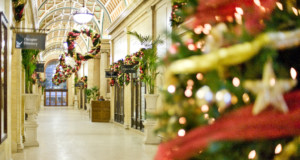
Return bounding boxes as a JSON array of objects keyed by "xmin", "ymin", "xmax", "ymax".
[{"xmin": 155, "ymin": 0, "xmax": 300, "ymax": 159}]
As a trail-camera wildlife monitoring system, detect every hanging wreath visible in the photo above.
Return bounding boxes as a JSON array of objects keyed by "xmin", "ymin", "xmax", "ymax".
[{"xmin": 52, "ymin": 26, "xmax": 101, "ymax": 85}]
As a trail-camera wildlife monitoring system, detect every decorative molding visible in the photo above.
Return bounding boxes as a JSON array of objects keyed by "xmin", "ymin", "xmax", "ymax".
[{"xmin": 106, "ymin": 0, "xmax": 145, "ymax": 35}]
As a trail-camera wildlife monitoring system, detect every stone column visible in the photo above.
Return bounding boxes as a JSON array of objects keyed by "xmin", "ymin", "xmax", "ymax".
[
  {"xmin": 68, "ymin": 74, "xmax": 75, "ymax": 107},
  {"xmin": 123, "ymin": 84, "xmax": 131, "ymax": 129},
  {"xmin": 100, "ymin": 52, "xmax": 108, "ymax": 98},
  {"xmin": 11, "ymin": 33, "xmax": 24, "ymax": 152}
]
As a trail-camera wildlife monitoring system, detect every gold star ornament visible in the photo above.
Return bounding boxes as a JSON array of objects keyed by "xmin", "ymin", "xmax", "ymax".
[{"xmin": 243, "ymin": 59, "xmax": 297, "ymax": 115}]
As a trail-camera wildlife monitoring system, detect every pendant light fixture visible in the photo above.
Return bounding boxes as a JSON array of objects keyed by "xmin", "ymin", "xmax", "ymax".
[{"xmin": 73, "ymin": 0, "xmax": 93, "ymax": 24}]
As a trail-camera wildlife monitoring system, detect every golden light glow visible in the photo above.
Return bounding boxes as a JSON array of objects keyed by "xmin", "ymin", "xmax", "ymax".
[
  {"xmin": 185, "ymin": 89, "xmax": 193, "ymax": 97},
  {"xmin": 194, "ymin": 26, "xmax": 203, "ymax": 34},
  {"xmin": 231, "ymin": 95, "xmax": 238, "ymax": 105},
  {"xmin": 201, "ymin": 104, "xmax": 209, "ymax": 112},
  {"xmin": 178, "ymin": 129, "xmax": 186, "ymax": 137},
  {"xmin": 270, "ymin": 78, "xmax": 276, "ymax": 86},
  {"xmin": 204, "ymin": 113, "xmax": 209, "ymax": 119},
  {"xmin": 215, "ymin": 16, "xmax": 221, "ymax": 21},
  {"xmin": 204, "ymin": 24, "xmax": 212, "ymax": 30},
  {"xmin": 292, "ymin": 7, "xmax": 299, "ymax": 16},
  {"xmin": 275, "ymin": 144, "xmax": 282, "ymax": 154},
  {"xmin": 248, "ymin": 150, "xmax": 256, "ymax": 159},
  {"xmin": 196, "ymin": 73, "xmax": 203, "ymax": 80},
  {"xmin": 188, "ymin": 44, "xmax": 197, "ymax": 51},
  {"xmin": 226, "ymin": 16, "xmax": 233, "ymax": 22},
  {"xmin": 232, "ymin": 77, "xmax": 240, "ymax": 87},
  {"xmin": 236, "ymin": 7, "xmax": 244, "ymax": 15},
  {"xmin": 276, "ymin": 2, "xmax": 283, "ymax": 11},
  {"xmin": 242, "ymin": 93, "xmax": 250, "ymax": 103},
  {"xmin": 167, "ymin": 85, "xmax": 176, "ymax": 93},
  {"xmin": 290, "ymin": 67, "xmax": 297, "ymax": 80},
  {"xmin": 234, "ymin": 13, "xmax": 243, "ymax": 25},
  {"xmin": 254, "ymin": 0, "xmax": 261, "ymax": 6},
  {"xmin": 208, "ymin": 118, "xmax": 215, "ymax": 124},
  {"xmin": 187, "ymin": 79, "xmax": 194, "ymax": 86},
  {"xmin": 179, "ymin": 117, "xmax": 187, "ymax": 125},
  {"xmin": 196, "ymin": 41, "xmax": 203, "ymax": 49}
]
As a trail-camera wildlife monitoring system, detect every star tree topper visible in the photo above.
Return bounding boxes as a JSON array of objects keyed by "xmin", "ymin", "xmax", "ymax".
[{"xmin": 243, "ymin": 59, "xmax": 297, "ymax": 115}]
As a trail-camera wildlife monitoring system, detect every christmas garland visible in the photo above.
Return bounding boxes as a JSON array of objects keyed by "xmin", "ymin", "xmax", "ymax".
[
  {"xmin": 108, "ymin": 49, "xmax": 145, "ymax": 86},
  {"xmin": 52, "ymin": 27, "xmax": 101, "ymax": 85},
  {"xmin": 12, "ymin": 0, "xmax": 26, "ymax": 22},
  {"xmin": 171, "ymin": 1, "xmax": 188, "ymax": 27}
]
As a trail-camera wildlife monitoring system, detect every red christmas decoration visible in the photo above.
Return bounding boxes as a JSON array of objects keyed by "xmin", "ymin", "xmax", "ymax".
[{"xmin": 155, "ymin": 90, "xmax": 300, "ymax": 160}]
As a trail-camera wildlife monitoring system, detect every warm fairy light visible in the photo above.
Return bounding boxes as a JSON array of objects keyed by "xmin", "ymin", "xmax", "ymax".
[
  {"xmin": 290, "ymin": 67, "xmax": 297, "ymax": 80},
  {"xmin": 236, "ymin": 7, "xmax": 244, "ymax": 15},
  {"xmin": 276, "ymin": 2, "xmax": 283, "ymax": 11},
  {"xmin": 203, "ymin": 24, "xmax": 212, "ymax": 35},
  {"xmin": 196, "ymin": 73, "xmax": 203, "ymax": 80},
  {"xmin": 292, "ymin": 7, "xmax": 298, "ymax": 16},
  {"xmin": 254, "ymin": 0, "xmax": 261, "ymax": 6},
  {"xmin": 270, "ymin": 78, "xmax": 276, "ymax": 86},
  {"xmin": 179, "ymin": 117, "xmax": 187, "ymax": 125},
  {"xmin": 178, "ymin": 129, "xmax": 186, "ymax": 137},
  {"xmin": 186, "ymin": 86, "xmax": 193, "ymax": 90},
  {"xmin": 196, "ymin": 41, "xmax": 203, "ymax": 49},
  {"xmin": 204, "ymin": 113, "xmax": 209, "ymax": 119},
  {"xmin": 243, "ymin": 93, "xmax": 250, "ymax": 103},
  {"xmin": 275, "ymin": 144, "xmax": 282, "ymax": 154},
  {"xmin": 248, "ymin": 150, "xmax": 256, "ymax": 159},
  {"xmin": 169, "ymin": 44, "xmax": 178, "ymax": 54},
  {"xmin": 204, "ymin": 24, "xmax": 212, "ymax": 30},
  {"xmin": 201, "ymin": 104, "xmax": 209, "ymax": 112},
  {"xmin": 215, "ymin": 16, "xmax": 221, "ymax": 21},
  {"xmin": 196, "ymin": 86, "xmax": 214, "ymax": 103},
  {"xmin": 168, "ymin": 85, "xmax": 176, "ymax": 93},
  {"xmin": 232, "ymin": 77, "xmax": 240, "ymax": 87},
  {"xmin": 194, "ymin": 25, "xmax": 203, "ymax": 34},
  {"xmin": 235, "ymin": 13, "xmax": 243, "ymax": 25},
  {"xmin": 260, "ymin": 6, "xmax": 266, "ymax": 12},
  {"xmin": 187, "ymin": 79, "xmax": 194, "ymax": 86},
  {"xmin": 185, "ymin": 89, "xmax": 193, "ymax": 97},
  {"xmin": 208, "ymin": 118, "xmax": 215, "ymax": 124},
  {"xmin": 226, "ymin": 16, "xmax": 233, "ymax": 22},
  {"xmin": 188, "ymin": 44, "xmax": 197, "ymax": 51},
  {"xmin": 231, "ymin": 95, "xmax": 238, "ymax": 105},
  {"xmin": 203, "ymin": 29, "xmax": 210, "ymax": 35}
]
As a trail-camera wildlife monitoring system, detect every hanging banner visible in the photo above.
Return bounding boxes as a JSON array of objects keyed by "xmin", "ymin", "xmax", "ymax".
[{"xmin": 15, "ymin": 32, "xmax": 46, "ymax": 50}]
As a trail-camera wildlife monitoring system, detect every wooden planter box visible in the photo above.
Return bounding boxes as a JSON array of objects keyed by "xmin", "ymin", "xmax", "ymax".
[{"xmin": 91, "ymin": 101, "xmax": 110, "ymax": 122}]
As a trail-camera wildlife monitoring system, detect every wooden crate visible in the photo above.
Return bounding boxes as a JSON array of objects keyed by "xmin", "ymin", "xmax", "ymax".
[{"xmin": 91, "ymin": 101, "xmax": 110, "ymax": 122}]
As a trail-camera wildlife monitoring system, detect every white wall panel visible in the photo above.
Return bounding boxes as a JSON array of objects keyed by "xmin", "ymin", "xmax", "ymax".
[
  {"xmin": 156, "ymin": 2, "xmax": 172, "ymax": 58},
  {"xmin": 113, "ymin": 33, "xmax": 127, "ymax": 62},
  {"xmin": 129, "ymin": 13, "xmax": 152, "ymax": 54}
]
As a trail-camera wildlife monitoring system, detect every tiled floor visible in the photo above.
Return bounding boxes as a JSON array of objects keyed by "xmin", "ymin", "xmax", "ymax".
[{"xmin": 13, "ymin": 107, "xmax": 158, "ymax": 160}]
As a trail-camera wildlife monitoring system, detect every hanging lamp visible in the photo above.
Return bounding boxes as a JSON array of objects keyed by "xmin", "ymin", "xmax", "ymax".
[{"xmin": 73, "ymin": 0, "xmax": 93, "ymax": 24}]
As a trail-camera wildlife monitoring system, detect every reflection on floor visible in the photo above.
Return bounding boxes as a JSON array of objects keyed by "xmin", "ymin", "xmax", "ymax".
[{"xmin": 13, "ymin": 107, "xmax": 158, "ymax": 160}]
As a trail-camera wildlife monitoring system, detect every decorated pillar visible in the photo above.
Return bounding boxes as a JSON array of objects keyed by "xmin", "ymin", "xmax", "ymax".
[
  {"xmin": 100, "ymin": 52, "xmax": 108, "ymax": 98},
  {"xmin": 11, "ymin": 31, "xmax": 24, "ymax": 152}
]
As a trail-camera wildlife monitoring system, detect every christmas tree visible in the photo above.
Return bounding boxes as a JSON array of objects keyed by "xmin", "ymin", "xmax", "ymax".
[{"xmin": 155, "ymin": 0, "xmax": 300, "ymax": 159}]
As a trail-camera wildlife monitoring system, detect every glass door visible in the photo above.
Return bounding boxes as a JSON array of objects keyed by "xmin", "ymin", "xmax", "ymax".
[{"xmin": 44, "ymin": 89, "xmax": 68, "ymax": 106}]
